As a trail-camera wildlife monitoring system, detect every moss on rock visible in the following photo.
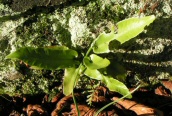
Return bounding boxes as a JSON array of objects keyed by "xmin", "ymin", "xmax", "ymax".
[{"xmin": 1, "ymin": 0, "xmax": 172, "ymax": 95}]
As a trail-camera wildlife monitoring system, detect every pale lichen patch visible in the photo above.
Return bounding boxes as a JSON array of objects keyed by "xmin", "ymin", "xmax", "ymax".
[{"xmin": 68, "ymin": 7, "xmax": 89, "ymax": 47}]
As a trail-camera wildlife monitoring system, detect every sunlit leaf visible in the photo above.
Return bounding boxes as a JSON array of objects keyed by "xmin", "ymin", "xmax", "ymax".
[
  {"xmin": 63, "ymin": 68, "xmax": 79, "ymax": 96},
  {"xmin": 92, "ymin": 15, "xmax": 155, "ymax": 53},
  {"xmin": 102, "ymin": 76, "xmax": 132, "ymax": 98},
  {"xmin": 83, "ymin": 54, "xmax": 110, "ymax": 69},
  {"xmin": 6, "ymin": 46, "xmax": 78, "ymax": 70},
  {"xmin": 84, "ymin": 68, "xmax": 102, "ymax": 80},
  {"xmin": 116, "ymin": 15, "xmax": 155, "ymax": 44},
  {"xmin": 92, "ymin": 32, "xmax": 116, "ymax": 53}
]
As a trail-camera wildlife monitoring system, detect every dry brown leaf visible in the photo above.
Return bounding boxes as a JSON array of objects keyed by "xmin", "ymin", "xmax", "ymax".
[
  {"xmin": 26, "ymin": 104, "xmax": 48, "ymax": 116},
  {"xmin": 70, "ymin": 104, "xmax": 117, "ymax": 116},
  {"xmin": 155, "ymin": 86, "xmax": 170, "ymax": 96},
  {"xmin": 112, "ymin": 97, "xmax": 163, "ymax": 116},
  {"xmin": 51, "ymin": 94, "xmax": 82, "ymax": 116},
  {"xmin": 161, "ymin": 80, "xmax": 172, "ymax": 92},
  {"xmin": 51, "ymin": 93, "xmax": 64, "ymax": 103}
]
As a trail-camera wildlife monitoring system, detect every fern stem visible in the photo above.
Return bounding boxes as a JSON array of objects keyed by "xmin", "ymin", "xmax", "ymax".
[
  {"xmin": 72, "ymin": 64, "xmax": 83, "ymax": 116},
  {"xmin": 72, "ymin": 91, "xmax": 80, "ymax": 116},
  {"xmin": 85, "ymin": 45, "xmax": 92, "ymax": 56},
  {"xmin": 71, "ymin": 39, "xmax": 94, "ymax": 115},
  {"xmin": 71, "ymin": 35, "xmax": 100, "ymax": 115},
  {"xmin": 0, "ymin": 95, "xmax": 12, "ymax": 102}
]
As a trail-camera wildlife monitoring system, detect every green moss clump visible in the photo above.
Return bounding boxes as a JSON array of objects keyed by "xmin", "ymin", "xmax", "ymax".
[{"xmin": 0, "ymin": 68, "xmax": 61, "ymax": 96}]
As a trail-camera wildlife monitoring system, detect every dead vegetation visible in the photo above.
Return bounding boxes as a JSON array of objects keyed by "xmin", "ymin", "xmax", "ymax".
[{"xmin": 1, "ymin": 80, "xmax": 172, "ymax": 116}]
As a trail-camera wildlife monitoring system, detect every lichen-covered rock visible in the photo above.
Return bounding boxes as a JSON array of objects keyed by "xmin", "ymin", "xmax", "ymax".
[{"xmin": 0, "ymin": 0, "xmax": 172, "ymax": 95}]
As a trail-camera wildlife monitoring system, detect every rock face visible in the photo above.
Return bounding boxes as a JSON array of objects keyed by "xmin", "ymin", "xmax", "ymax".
[
  {"xmin": 0, "ymin": 0, "xmax": 172, "ymax": 95},
  {"xmin": 10, "ymin": 0, "xmax": 71, "ymax": 12},
  {"xmin": 122, "ymin": 18, "xmax": 172, "ymax": 80}
]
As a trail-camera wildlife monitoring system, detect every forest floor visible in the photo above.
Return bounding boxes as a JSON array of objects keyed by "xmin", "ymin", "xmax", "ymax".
[{"xmin": 1, "ymin": 80, "xmax": 172, "ymax": 116}]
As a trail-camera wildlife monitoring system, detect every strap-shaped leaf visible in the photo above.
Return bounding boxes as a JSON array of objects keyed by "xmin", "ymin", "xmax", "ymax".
[
  {"xmin": 116, "ymin": 15, "xmax": 155, "ymax": 44},
  {"xmin": 63, "ymin": 68, "xmax": 78, "ymax": 96},
  {"xmin": 83, "ymin": 54, "xmax": 110, "ymax": 69},
  {"xmin": 102, "ymin": 76, "xmax": 132, "ymax": 98},
  {"xmin": 92, "ymin": 15, "xmax": 155, "ymax": 53},
  {"xmin": 6, "ymin": 46, "xmax": 78, "ymax": 70},
  {"xmin": 84, "ymin": 68, "xmax": 102, "ymax": 80}
]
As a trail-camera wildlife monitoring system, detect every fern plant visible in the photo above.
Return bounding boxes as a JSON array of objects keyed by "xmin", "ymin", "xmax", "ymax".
[{"xmin": 6, "ymin": 15, "xmax": 155, "ymax": 99}]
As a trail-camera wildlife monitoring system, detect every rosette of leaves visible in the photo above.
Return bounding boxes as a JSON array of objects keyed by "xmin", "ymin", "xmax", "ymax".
[{"xmin": 6, "ymin": 15, "xmax": 155, "ymax": 98}]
